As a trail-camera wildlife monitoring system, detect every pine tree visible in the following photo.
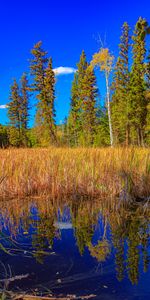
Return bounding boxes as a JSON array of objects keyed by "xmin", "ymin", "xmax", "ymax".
[
  {"xmin": 30, "ymin": 42, "xmax": 57, "ymax": 145},
  {"xmin": 81, "ymin": 65, "xmax": 98, "ymax": 145},
  {"xmin": 30, "ymin": 41, "xmax": 48, "ymax": 139},
  {"xmin": 42, "ymin": 58, "xmax": 56, "ymax": 143},
  {"xmin": 0, "ymin": 124, "xmax": 9, "ymax": 148},
  {"xmin": 8, "ymin": 79, "xmax": 21, "ymax": 146},
  {"xmin": 145, "ymin": 51, "xmax": 150, "ymax": 144},
  {"xmin": 67, "ymin": 72, "xmax": 79, "ymax": 145},
  {"xmin": 95, "ymin": 108, "xmax": 110, "ymax": 146},
  {"xmin": 68, "ymin": 50, "xmax": 88, "ymax": 145},
  {"xmin": 20, "ymin": 74, "xmax": 30, "ymax": 146},
  {"xmin": 111, "ymin": 22, "xmax": 130, "ymax": 145},
  {"xmin": 129, "ymin": 17, "xmax": 148, "ymax": 146},
  {"xmin": 68, "ymin": 51, "xmax": 98, "ymax": 146},
  {"xmin": 30, "ymin": 41, "xmax": 48, "ymax": 92}
]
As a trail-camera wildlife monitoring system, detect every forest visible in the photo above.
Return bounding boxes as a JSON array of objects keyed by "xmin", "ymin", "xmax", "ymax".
[{"xmin": 0, "ymin": 17, "xmax": 150, "ymax": 148}]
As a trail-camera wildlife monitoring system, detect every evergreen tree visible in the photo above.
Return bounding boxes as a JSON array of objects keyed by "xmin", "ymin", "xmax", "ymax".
[
  {"xmin": 81, "ymin": 65, "xmax": 98, "ymax": 145},
  {"xmin": 30, "ymin": 41, "xmax": 48, "ymax": 92},
  {"xmin": 30, "ymin": 42, "xmax": 56, "ymax": 145},
  {"xmin": 0, "ymin": 124, "xmax": 9, "ymax": 148},
  {"xmin": 68, "ymin": 51, "xmax": 98, "ymax": 146},
  {"xmin": 95, "ymin": 108, "xmax": 110, "ymax": 146},
  {"xmin": 129, "ymin": 17, "xmax": 148, "ymax": 146},
  {"xmin": 145, "ymin": 51, "xmax": 150, "ymax": 144},
  {"xmin": 68, "ymin": 72, "xmax": 80, "ymax": 145},
  {"xmin": 30, "ymin": 41, "xmax": 48, "ymax": 141},
  {"xmin": 8, "ymin": 79, "xmax": 21, "ymax": 146},
  {"xmin": 68, "ymin": 51, "xmax": 88, "ymax": 145},
  {"xmin": 8, "ymin": 76, "xmax": 30, "ymax": 147},
  {"xmin": 111, "ymin": 22, "xmax": 130, "ymax": 145},
  {"xmin": 42, "ymin": 58, "xmax": 56, "ymax": 143},
  {"xmin": 20, "ymin": 74, "xmax": 30, "ymax": 146}
]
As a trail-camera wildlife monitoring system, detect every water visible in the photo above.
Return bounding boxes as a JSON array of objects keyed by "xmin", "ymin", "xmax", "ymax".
[{"xmin": 0, "ymin": 197, "xmax": 149, "ymax": 299}]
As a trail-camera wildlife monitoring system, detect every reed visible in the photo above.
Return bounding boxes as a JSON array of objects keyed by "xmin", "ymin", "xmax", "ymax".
[{"xmin": 0, "ymin": 147, "xmax": 150, "ymax": 200}]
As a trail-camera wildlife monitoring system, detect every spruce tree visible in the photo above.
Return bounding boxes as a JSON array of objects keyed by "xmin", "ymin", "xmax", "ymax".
[
  {"xmin": 8, "ymin": 76, "xmax": 30, "ymax": 147},
  {"xmin": 20, "ymin": 74, "xmax": 30, "ymax": 146},
  {"xmin": 111, "ymin": 22, "xmax": 130, "ymax": 145},
  {"xmin": 30, "ymin": 41, "xmax": 48, "ymax": 141},
  {"xmin": 0, "ymin": 124, "xmax": 9, "ymax": 148},
  {"xmin": 30, "ymin": 42, "xmax": 56, "ymax": 145},
  {"xmin": 81, "ymin": 65, "xmax": 98, "ymax": 145},
  {"xmin": 68, "ymin": 72, "xmax": 79, "ymax": 145},
  {"xmin": 68, "ymin": 50, "xmax": 88, "ymax": 145},
  {"xmin": 145, "ymin": 51, "xmax": 150, "ymax": 144},
  {"xmin": 8, "ymin": 79, "xmax": 21, "ymax": 146},
  {"xmin": 129, "ymin": 17, "xmax": 148, "ymax": 146},
  {"xmin": 42, "ymin": 58, "xmax": 56, "ymax": 143},
  {"xmin": 95, "ymin": 108, "xmax": 110, "ymax": 146},
  {"xmin": 68, "ymin": 51, "xmax": 98, "ymax": 146},
  {"xmin": 30, "ymin": 41, "xmax": 48, "ymax": 92}
]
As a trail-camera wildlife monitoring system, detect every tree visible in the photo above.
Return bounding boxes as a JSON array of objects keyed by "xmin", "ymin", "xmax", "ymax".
[
  {"xmin": 129, "ymin": 17, "xmax": 148, "ymax": 146},
  {"xmin": 145, "ymin": 51, "xmax": 150, "ymax": 144},
  {"xmin": 8, "ymin": 79, "xmax": 21, "ymax": 146},
  {"xmin": 30, "ymin": 41, "xmax": 48, "ymax": 142},
  {"xmin": 111, "ymin": 22, "xmax": 130, "ymax": 145},
  {"xmin": 94, "ymin": 107, "xmax": 110, "ymax": 146},
  {"xmin": 30, "ymin": 41, "xmax": 48, "ymax": 92},
  {"xmin": 20, "ymin": 74, "xmax": 30, "ymax": 146},
  {"xmin": 0, "ymin": 124, "xmax": 9, "ymax": 148},
  {"xmin": 42, "ymin": 58, "xmax": 56, "ymax": 143},
  {"xmin": 68, "ymin": 51, "xmax": 98, "ymax": 146},
  {"xmin": 91, "ymin": 48, "xmax": 114, "ymax": 147},
  {"xmin": 68, "ymin": 73, "xmax": 80, "ymax": 145},
  {"xmin": 8, "ymin": 76, "xmax": 30, "ymax": 147},
  {"xmin": 30, "ymin": 42, "xmax": 56, "ymax": 145},
  {"xmin": 81, "ymin": 65, "xmax": 98, "ymax": 145},
  {"xmin": 68, "ymin": 50, "xmax": 88, "ymax": 145}
]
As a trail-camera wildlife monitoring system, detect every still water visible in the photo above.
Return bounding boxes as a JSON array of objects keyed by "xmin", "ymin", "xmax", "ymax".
[{"xmin": 0, "ymin": 197, "xmax": 149, "ymax": 299}]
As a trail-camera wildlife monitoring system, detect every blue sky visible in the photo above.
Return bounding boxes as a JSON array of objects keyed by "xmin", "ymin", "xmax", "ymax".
[{"xmin": 0, "ymin": 0, "xmax": 150, "ymax": 126}]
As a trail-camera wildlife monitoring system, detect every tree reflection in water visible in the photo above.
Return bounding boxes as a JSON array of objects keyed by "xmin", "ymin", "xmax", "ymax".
[{"xmin": 0, "ymin": 196, "xmax": 149, "ymax": 286}]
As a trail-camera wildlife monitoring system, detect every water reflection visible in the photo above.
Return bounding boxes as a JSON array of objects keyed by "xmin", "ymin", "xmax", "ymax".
[{"xmin": 0, "ymin": 197, "xmax": 149, "ymax": 297}]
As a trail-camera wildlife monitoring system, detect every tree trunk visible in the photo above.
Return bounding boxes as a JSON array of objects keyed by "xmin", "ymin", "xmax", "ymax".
[{"xmin": 105, "ymin": 72, "xmax": 113, "ymax": 147}]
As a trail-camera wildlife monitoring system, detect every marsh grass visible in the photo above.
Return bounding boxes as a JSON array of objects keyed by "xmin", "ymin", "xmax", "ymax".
[{"xmin": 0, "ymin": 147, "xmax": 150, "ymax": 201}]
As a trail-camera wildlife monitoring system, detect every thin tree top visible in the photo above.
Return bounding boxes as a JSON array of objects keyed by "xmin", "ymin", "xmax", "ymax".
[{"xmin": 91, "ymin": 48, "xmax": 114, "ymax": 74}]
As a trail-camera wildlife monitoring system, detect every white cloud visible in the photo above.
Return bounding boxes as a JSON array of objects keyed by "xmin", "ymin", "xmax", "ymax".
[
  {"xmin": 53, "ymin": 66, "xmax": 77, "ymax": 76},
  {"xmin": 0, "ymin": 105, "xmax": 8, "ymax": 109}
]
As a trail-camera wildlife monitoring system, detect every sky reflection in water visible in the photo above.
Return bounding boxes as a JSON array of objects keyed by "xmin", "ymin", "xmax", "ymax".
[{"xmin": 0, "ymin": 198, "xmax": 149, "ymax": 299}]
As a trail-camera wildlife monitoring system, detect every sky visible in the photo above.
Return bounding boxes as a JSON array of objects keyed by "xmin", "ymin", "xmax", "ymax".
[{"xmin": 0, "ymin": 0, "xmax": 150, "ymax": 126}]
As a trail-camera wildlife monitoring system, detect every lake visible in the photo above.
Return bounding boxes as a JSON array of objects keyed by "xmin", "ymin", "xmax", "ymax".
[{"xmin": 0, "ymin": 197, "xmax": 149, "ymax": 299}]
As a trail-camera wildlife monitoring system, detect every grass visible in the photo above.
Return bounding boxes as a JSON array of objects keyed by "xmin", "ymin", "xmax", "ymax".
[{"xmin": 0, "ymin": 147, "xmax": 150, "ymax": 201}]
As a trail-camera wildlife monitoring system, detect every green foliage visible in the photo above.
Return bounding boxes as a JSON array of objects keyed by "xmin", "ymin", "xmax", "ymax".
[
  {"xmin": 68, "ymin": 51, "xmax": 98, "ymax": 146},
  {"xmin": 128, "ymin": 17, "xmax": 148, "ymax": 146},
  {"xmin": 30, "ymin": 42, "xmax": 56, "ymax": 145},
  {"xmin": 30, "ymin": 41, "xmax": 48, "ymax": 92},
  {"xmin": 42, "ymin": 58, "xmax": 56, "ymax": 143},
  {"xmin": 3, "ymin": 18, "xmax": 150, "ymax": 148},
  {"xmin": 7, "ymin": 76, "xmax": 30, "ymax": 147},
  {"xmin": 111, "ymin": 22, "xmax": 130, "ymax": 145},
  {"xmin": 68, "ymin": 51, "xmax": 87, "ymax": 146},
  {"xmin": 94, "ymin": 108, "xmax": 110, "ymax": 146},
  {"xmin": 0, "ymin": 125, "xmax": 9, "ymax": 148}
]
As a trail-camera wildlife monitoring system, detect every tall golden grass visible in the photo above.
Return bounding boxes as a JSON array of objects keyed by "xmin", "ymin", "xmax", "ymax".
[{"xmin": 0, "ymin": 147, "xmax": 150, "ymax": 200}]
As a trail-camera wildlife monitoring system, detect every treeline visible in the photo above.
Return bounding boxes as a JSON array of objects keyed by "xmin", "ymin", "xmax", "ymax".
[{"xmin": 0, "ymin": 16, "xmax": 150, "ymax": 148}]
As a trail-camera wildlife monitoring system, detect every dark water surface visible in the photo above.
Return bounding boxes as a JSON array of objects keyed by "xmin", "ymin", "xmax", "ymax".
[{"xmin": 0, "ymin": 198, "xmax": 149, "ymax": 299}]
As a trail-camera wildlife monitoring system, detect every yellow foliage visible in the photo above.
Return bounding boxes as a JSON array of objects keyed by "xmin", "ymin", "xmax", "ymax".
[
  {"xmin": 88, "ymin": 239, "xmax": 110, "ymax": 262},
  {"xmin": 91, "ymin": 48, "xmax": 114, "ymax": 73}
]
